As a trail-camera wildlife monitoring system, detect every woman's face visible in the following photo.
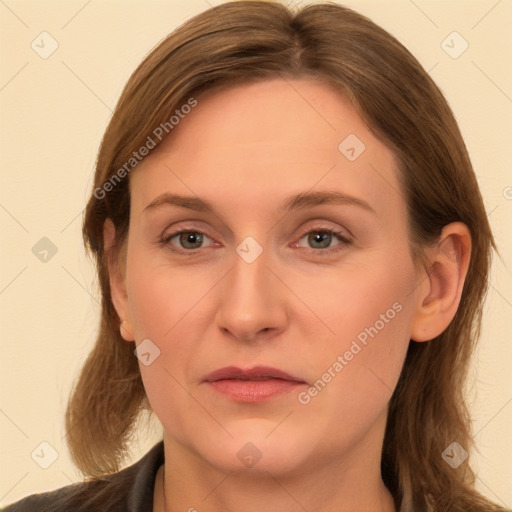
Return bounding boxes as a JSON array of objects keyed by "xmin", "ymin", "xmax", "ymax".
[{"xmin": 118, "ymin": 78, "xmax": 424, "ymax": 475}]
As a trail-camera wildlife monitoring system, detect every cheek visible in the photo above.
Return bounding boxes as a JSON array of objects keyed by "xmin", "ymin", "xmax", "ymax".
[
  {"xmin": 294, "ymin": 247, "xmax": 415, "ymax": 356},
  {"xmin": 294, "ymin": 248, "xmax": 416, "ymax": 437},
  {"xmin": 125, "ymin": 247, "xmax": 211, "ymax": 340},
  {"xmin": 124, "ymin": 248, "xmax": 198, "ymax": 383},
  {"xmin": 123, "ymin": 248, "xmax": 209, "ymax": 433}
]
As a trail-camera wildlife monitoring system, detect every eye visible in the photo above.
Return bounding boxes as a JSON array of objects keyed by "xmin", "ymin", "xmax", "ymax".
[
  {"xmin": 160, "ymin": 226, "xmax": 351, "ymax": 255},
  {"xmin": 162, "ymin": 230, "xmax": 214, "ymax": 251},
  {"xmin": 295, "ymin": 228, "xmax": 351, "ymax": 253}
]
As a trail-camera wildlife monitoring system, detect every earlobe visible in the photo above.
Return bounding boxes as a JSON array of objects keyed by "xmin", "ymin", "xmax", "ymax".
[
  {"xmin": 119, "ymin": 319, "xmax": 134, "ymax": 342},
  {"xmin": 103, "ymin": 219, "xmax": 134, "ymax": 342},
  {"xmin": 410, "ymin": 222, "xmax": 471, "ymax": 342}
]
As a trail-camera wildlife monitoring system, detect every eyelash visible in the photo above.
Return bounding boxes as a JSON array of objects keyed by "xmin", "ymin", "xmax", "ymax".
[{"xmin": 159, "ymin": 226, "xmax": 352, "ymax": 256}]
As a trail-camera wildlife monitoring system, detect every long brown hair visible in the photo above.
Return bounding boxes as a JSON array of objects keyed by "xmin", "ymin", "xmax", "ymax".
[{"xmin": 66, "ymin": 2, "xmax": 502, "ymax": 510}]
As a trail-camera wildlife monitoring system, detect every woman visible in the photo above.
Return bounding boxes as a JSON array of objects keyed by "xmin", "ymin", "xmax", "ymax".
[{"xmin": 2, "ymin": 1, "xmax": 507, "ymax": 511}]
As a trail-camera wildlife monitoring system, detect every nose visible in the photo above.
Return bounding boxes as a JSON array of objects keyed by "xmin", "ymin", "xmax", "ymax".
[{"xmin": 215, "ymin": 246, "xmax": 288, "ymax": 343}]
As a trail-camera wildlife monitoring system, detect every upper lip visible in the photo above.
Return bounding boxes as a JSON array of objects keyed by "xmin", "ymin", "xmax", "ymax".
[{"xmin": 203, "ymin": 366, "xmax": 306, "ymax": 383}]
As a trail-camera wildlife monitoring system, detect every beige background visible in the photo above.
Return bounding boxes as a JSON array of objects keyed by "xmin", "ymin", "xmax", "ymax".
[{"xmin": 0, "ymin": 0, "xmax": 511, "ymax": 507}]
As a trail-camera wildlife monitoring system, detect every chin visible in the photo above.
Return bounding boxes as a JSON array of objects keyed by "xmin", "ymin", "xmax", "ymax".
[{"xmin": 196, "ymin": 425, "xmax": 315, "ymax": 476}]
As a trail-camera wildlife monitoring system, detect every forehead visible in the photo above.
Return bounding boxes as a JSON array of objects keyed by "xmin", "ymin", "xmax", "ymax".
[{"xmin": 130, "ymin": 78, "xmax": 403, "ymax": 220}]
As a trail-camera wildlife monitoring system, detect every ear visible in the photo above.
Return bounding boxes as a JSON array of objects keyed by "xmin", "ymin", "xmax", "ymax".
[
  {"xmin": 103, "ymin": 219, "xmax": 134, "ymax": 342},
  {"xmin": 410, "ymin": 222, "xmax": 471, "ymax": 342}
]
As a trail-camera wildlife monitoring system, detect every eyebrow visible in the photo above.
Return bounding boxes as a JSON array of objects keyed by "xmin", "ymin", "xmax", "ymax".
[{"xmin": 143, "ymin": 190, "xmax": 376, "ymax": 215}]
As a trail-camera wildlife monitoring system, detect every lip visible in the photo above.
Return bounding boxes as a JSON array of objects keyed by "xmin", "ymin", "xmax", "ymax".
[
  {"xmin": 203, "ymin": 366, "xmax": 307, "ymax": 403},
  {"xmin": 204, "ymin": 365, "xmax": 305, "ymax": 383}
]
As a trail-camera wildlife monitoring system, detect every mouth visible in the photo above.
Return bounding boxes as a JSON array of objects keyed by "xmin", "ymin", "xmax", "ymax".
[{"xmin": 203, "ymin": 366, "xmax": 307, "ymax": 402}]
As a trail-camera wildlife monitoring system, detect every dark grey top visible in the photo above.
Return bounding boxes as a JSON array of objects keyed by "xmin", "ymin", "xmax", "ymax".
[{"xmin": 1, "ymin": 441, "xmax": 164, "ymax": 512}]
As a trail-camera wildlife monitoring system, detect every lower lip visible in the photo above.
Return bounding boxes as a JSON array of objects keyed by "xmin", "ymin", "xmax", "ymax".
[{"xmin": 207, "ymin": 378, "xmax": 304, "ymax": 402}]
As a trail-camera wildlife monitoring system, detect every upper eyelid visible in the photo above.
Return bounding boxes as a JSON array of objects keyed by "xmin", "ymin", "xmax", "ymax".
[
  {"xmin": 161, "ymin": 218, "xmax": 351, "ymax": 237},
  {"xmin": 163, "ymin": 224, "xmax": 348, "ymax": 238}
]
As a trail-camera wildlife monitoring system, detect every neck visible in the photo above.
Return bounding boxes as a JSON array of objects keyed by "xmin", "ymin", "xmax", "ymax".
[{"xmin": 156, "ymin": 414, "xmax": 396, "ymax": 512}]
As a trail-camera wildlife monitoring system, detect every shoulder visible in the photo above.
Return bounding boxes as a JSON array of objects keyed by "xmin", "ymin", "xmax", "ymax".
[
  {"xmin": 1, "ymin": 441, "xmax": 164, "ymax": 512},
  {"xmin": 0, "ymin": 478, "xmax": 112, "ymax": 512}
]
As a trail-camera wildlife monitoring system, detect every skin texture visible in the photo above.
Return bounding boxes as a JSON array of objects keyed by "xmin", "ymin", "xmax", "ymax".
[{"xmin": 104, "ymin": 78, "xmax": 471, "ymax": 512}]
